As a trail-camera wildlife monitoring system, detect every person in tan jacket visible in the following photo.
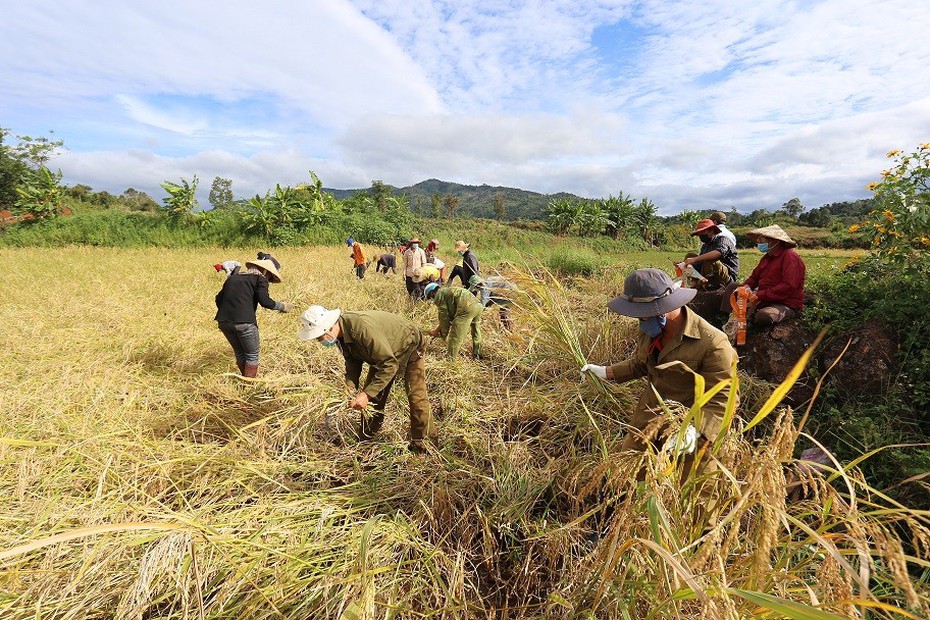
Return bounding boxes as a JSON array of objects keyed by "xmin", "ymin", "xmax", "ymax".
[{"xmin": 581, "ymin": 268, "xmax": 737, "ymax": 463}]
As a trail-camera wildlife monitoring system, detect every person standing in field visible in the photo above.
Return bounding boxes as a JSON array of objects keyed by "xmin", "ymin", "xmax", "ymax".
[
  {"xmin": 580, "ymin": 268, "xmax": 737, "ymax": 476},
  {"xmin": 424, "ymin": 282, "xmax": 484, "ymax": 359},
  {"xmin": 425, "ymin": 239, "xmax": 447, "ymax": 283},
  {"xmin": 403, "ymin": 236, "xmax": 427, "ymax": 298},
  {"xmin": 298, "ymin": 305, "xmax": 435, "ymax": 453},
  {"xmin": 426, "ymin": 238, "xmax": 440, "ymax": 263},
  {"xmin": 347, "ymin": 237, "xmax": 367, "ymax": 279},
  {"xmin": 719, "ymin": 225, "xmax": 806, "ymax": 326},
  {"xmin": 448, "ymin": 240, "xmax": 479, "ymax": 287},
  {"xmin": 215, "ymin": 259, "xmax": 292, "ymax": 378}
]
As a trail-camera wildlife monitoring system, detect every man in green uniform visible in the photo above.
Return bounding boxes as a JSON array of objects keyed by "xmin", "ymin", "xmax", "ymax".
[
  {"xmin": 424, "ymin": 282, "xmax": 484, "ymax": 359},
  {"xmin": 298, "ymin": 305, "xmax": 434, "ymax": 452},
  {"xmin": 581, "ymin": 268, "xmax": 737, "ymax": 474}
]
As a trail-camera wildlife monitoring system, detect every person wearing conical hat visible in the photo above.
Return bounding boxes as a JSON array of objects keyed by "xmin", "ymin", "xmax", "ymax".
[
  {"xmin": 447, "ymin": 240, "xmax": 479, "ymax": 287},
  {"xmin": 580, "ymin": 268, "xmax": 737, "ymax": 473},
  {"xmin": 214, "ymin": 259, "xmax": 292, "ymax": 378},
  {"xmin": 719, "ymin": 224, "xmax": 806, "ymax": 326}
]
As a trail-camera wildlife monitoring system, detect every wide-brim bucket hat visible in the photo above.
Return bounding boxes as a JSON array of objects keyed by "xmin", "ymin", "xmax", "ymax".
[
  {"xmin": 245, "ymin": 259, "xmax": 282, "ymax": 283},
  {"xmin": 747, "ymin": 224, "xmax": 797, "ymax": 248},
  {"xmin": 691, "ymin": 219, "xmax": 720, "ymax": 236},
  {"xmin": 607, "ymin": 268, "xmax": 696, "ymax": 318},
  {"xmin": 454, "ymin": 240, "xmax": 470, "ymax": 251},
  {"xmin": 298, "ymin": 305, "xmax": 342, "ymax": 341}
]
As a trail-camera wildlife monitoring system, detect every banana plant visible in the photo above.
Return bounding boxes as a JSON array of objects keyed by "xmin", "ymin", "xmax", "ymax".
[
  {"xmin": 160, "ymin": 175, "xmax": 199, "ymax": 221},
  {"xmin": 14, "ymin": 166, "xmax": 64, "ymax": 219}
]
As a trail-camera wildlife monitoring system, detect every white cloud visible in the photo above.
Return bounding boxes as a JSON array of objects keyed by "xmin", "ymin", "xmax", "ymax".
[
  {"xmin": 4, "ymin": 0, "xmax": 930, "ymax": 215},
  {"xmin": 1, "ymin": 0, "xmax": 442, "ymax": 132}
]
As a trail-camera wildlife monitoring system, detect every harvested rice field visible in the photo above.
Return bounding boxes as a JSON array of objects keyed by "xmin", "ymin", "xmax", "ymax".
[{"xmin": 1, "ymin": 246, "xmax": 926, "ymax": 619}]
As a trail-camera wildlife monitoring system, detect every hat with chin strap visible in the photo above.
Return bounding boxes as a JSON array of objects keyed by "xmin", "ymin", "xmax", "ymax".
[{"xmin": 606, "ymin": 268, "xmax": 696, "ymax": 318}]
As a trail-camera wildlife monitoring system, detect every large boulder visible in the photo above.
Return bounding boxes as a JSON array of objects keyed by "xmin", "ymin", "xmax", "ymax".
[
  {"xmin": 736, "ymin": 320, "xmax": 819, "ymax": 407},
  {"xmin": 734, "ymin": 318, "xmax": 899, "ymax": 408},
  {"xmin": 818, "ymin": 319, "xmax": 898, "ymax": 399}
]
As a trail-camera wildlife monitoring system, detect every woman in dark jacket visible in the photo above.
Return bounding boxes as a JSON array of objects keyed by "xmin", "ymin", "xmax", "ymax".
[
  {"xmin": 448, "ymin": 240, "xmax": 479, "ymax": 287},
  {"xmin": 215, "ymin": 259, "xmax": 291, "ymax": 377}
]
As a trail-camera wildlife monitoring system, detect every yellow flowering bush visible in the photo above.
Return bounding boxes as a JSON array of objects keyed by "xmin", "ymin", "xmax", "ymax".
[{"xmin": 849, "ymin": 143, "xmax": 930, "ymax": 270}]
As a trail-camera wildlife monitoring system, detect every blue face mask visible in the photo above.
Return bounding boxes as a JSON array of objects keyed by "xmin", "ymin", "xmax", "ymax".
[
  {"xmin": 757, "ymin": 243, "xmax": 769, "ymax": 253},
  {"xmin": 411, "ymin": 243, "xmax": 419, "ymax": 250},
  {"xmin": 319, "ymin": 332, "xmax": 338, "ymax": 347},
  {"xmin": 639, "ymin": 315, "xmax": 667, "ymax": 338}
]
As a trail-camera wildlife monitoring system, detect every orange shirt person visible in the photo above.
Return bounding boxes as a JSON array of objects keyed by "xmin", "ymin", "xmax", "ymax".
[{"xmin": 347, "ymin": 237, "xmax": 367, "ymax": 279}]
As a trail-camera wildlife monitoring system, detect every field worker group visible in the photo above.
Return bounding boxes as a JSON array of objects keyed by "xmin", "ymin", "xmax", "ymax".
[{"xmin": 213, "ymin": 221, "xmax": 804, "ymax": 459}]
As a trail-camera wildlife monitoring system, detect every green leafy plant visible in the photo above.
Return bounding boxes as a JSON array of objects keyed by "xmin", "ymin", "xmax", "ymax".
[
  {"xmin": 160, "ymin": 176, "xmax": 199, "ymax": 222},
  {"xmin": 849, "ymin": 143, "xmax": 930, "ymax": 271},
  {"xmin": 14, "ymin": 166, "xmax": 64, "ymax": 219}
]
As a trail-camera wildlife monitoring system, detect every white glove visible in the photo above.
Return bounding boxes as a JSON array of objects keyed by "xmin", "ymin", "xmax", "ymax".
[
  {"xmin": 580, "ymin": 364, "xmax": 607, "ymax": 381},
  {"xmin": 664, "ymin": 424, "xmax": 699, "ymax": 456}
]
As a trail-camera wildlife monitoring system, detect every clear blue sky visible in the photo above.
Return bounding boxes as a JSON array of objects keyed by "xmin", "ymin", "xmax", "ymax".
[{"xmin": 2, "ymin": 0, "xmax": 929, "ymax": 214}]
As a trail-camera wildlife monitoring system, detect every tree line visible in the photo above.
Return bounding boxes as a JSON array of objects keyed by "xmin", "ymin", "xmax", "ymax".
[{"xmin": 2, "ymin": 125, "xmax": 875, "ymax": 247}]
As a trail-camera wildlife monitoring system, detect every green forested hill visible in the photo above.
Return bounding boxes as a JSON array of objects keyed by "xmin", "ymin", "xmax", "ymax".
[{"xmin": 324, "ymin": 178, "xmax": 586, "ymax": 221}]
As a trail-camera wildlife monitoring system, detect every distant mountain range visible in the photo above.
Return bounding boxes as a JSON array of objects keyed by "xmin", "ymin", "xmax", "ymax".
[{"xmin": 323, "ymin": 179, "xmax": 585, "ymax": 221}]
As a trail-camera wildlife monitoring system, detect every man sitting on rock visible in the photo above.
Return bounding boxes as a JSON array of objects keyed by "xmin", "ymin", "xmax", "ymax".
[
  {"xmin": 721, "ymin": 225, "xmax": 806, "ymax": 326},
  {"xmin": 709, "ymin": 211, "xmax": 736, "ymax": 245},
  {"xmin": 680, "ymin": 219, "xmax": 739, "ymax": 291}
]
